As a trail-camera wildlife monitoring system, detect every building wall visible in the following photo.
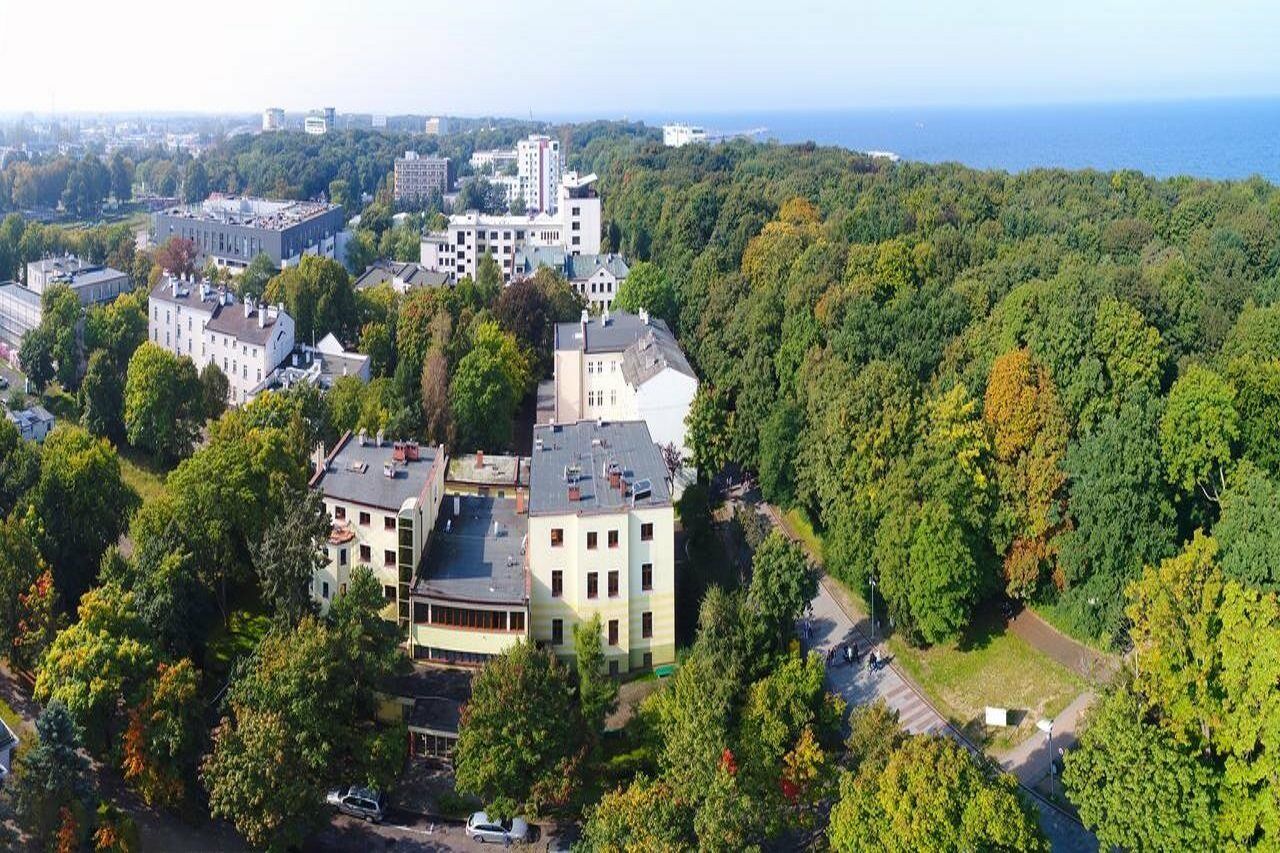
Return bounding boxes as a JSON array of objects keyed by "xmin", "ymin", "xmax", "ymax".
[
  {"xmin": 408, "ymin": 604, "xmax": 529, "ymax": 663},
  {"xmin": 0, "ymin": 287, "xmax": 44, "ymax": 347},
  {"xmin": 526, "ymin": 504, "xmax": 676, "ymax": 671},
  {"xmin": 394, "ymin": 155, "xmax": 449, "ymax": 202},
  {"xmin": 559, "ymin": 190, "xmax": 602, "ymax": 255},
  {"xmin": 578, "ymin": 267, "xmax": 620, "ymax": 312},
  {"xmin": 152, "ymin": 207, "xmax": 344, "ymax": 269},
  {"xmin": 633, "ymin": 369, "xmax": 698, "ymax": 458}
]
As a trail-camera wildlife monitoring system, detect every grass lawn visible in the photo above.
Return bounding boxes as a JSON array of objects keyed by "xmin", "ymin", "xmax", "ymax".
[
  {"xmin": 206, "ymin": 606, "xmax": 272, "ymax": 686},
  {"xmin": 885, "ymin": 609, "xmax": 1086, "ymax": 752},
  {"xmin": 784, "ymin": 507, "xmax": 824, "ymax": 562},
  {"xmin": 117, "ymin": 446, "xmax": 170, "ymax": 506}
]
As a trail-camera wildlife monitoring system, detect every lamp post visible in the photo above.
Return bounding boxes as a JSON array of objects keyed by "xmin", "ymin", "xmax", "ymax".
[
  {"xmin": 869, "ymin": 575, "xmax": 878, "ymax": 641},
  {"xmin": 1037, "ymin": 718, "xmax": 1055, "ymax": 797}
]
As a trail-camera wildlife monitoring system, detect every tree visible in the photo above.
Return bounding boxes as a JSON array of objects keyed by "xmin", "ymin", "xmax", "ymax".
[
  {"xmin": 29, "ymin": 425, "xmax": 137, "ymax": 609},
  {"xmin": 153, "ymin": 236, "xmax": 197, "ymax": 279},
  {"xmin": 686, "ymin": 385, "xmax": 733, "ymax": 475},
  {"xmin": 18, "ymin": 325, "xmax": 54, "ymax": 391},
  {"xmin": 181, "ymin": 160, "xmax": 208, "ymax": 203},
  {"xmin": 35, "ymin": 585, "xmax": 161, "ymax": 749},
  {"xmin": 419, "ymin": 348, "xmax": 454, "ymax": 446},
  {"xmin": 250, "ymin": 488, "xmax": 328, "ymax": 625},
  {"xmin": 11, "ymin": 701, "xmax": 94, "ymax": 844},
  {"xmin": 475, "ymin": 252, "xmax": 503, "ymax": 303},
  {"xmin": 901, "ymin": 500, "xmax": 981, "ymax": 644},
  {"xmin": 1216, "ymin": 460, "xmax": 1280, "ymax": 590},
  {"xmin": 454, "ymin": 640, "xmax": 586, "ymax": 818},
  {"xmin": 80, "ymin": 350, "xmax": 124, "ymax": 439},
  {"xmin": 84, "ymin": 288, "xmax": 149, "ymax": 365},
  {"xmin": 109, "ymin": 152, "xmax": 133, "ymax": 202},
  {"xmin": 0, "ymin": 511, "xmax": 49, "ymax": 662},
  {"xmin": 237, "ymin": 252, "xmax": 277, "ymax": 301},
  {"xmin": 747, "ymin": 531, "xmax": 817, "ymax": 651},
  {"xmin": 42, "ymin": 283, "xmax": 84, "ymax": 389},
  {"xmin": 613, "ymin": 261, "xmax": 678, "ymax": 321},
  {"xmin": 580, "ymin": 774, "xmax": 691, "ymax": 852},
  {"xmin": 1160, "ymin": 363, "xmax": 1238, "ymax": 502},
  {"xmin": 198, "ymin": 361, "xmax": 229, "ymax": 422},
  {"xmin": 265, "ymin": 255, "xmax": 357, "ymax": 343},
  {"xmin": 573, "ymin": 614, "xmax": 618, "ymax": 743},
  {"xmin": 124, "ymin": 343, "xmax": 203, "ymax": 463},
  {"xmin": 0, "ymin": 417, "xmax": 39, "ymax": 516},
  {"xmin": 1063, "ymin": 684, "xmax": 1220, "ymax": 852},
  {"xmin": 450, "ymin": 322, "xmax": 529, "ymax": 451},
  {"xmin": 121, "ymin": 659, "xmax": 204, "ymax": 809},
  {"xmin": 829, "ymin": 735, "xmax": 1046, "ymax": 852}
]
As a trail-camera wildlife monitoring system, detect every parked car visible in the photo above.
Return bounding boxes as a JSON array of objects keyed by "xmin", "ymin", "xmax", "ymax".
[
  {"xmin": 466, "ymin": 811, "xmax": 531, "ymax": 844},
  {"xmin": 326, "ymin": 786, "xmax": 386, "ymax": 823}
]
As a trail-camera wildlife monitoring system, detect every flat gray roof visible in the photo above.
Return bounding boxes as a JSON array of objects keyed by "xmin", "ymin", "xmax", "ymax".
[
  {"xmin": 529, "ymin": 420, "xmax": 671, "ymax": 515},
  {"xmin": 414, "ymin": 495, "xmax": 528, "ymax": 605},
  {"xmin": 446, "ymin": 453, "xmax": 528, "ymax": 488},
  {"xmin": 312, "ymin": 433, "xmax": 443, "ymax": 512},
  {"xmin": 0, "ymin": 283, "xmax": 42, "ymax": 307}
]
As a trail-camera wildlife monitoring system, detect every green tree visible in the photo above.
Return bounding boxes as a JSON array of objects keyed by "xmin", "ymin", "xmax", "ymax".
[
  {"xmin": 613, "ymin": 261, "xmax": 678, "ymax": 321},
  {"xmin": 475, "ymin": 252, "xmax": 503, "ymax": 303},
  {"xmin": 580, "ymin": 774, "xmax": 691, "ymax": 852},
  {"xmin": 124, "ymin": 342, "xmax": 203, "ymax": 463},
  {"xmin": 746, "ymin": 531, "xmax": 817, "ymax": 651},
  {"xmin": 250, "ymin": 488, "xmax": 328, "ymax": 625},
  {"xmin": 449, "ymin": 322, "xmax": 529, "ymax": 451},
  {"xmin": 84, "ymin": 288, "xmax": 149, "ymax": 366},
  {"xmin": 42, "ymin": 283, "xmax": 84, "ymax": 389},
  {"xmin": 264, "ymin": 255, "xmax": 357, "ymax": 343},
  {"xmin": 80, "ymin": 350, "xmax": 124, "ymax": 439},
  {"xmin": 181, "ymin": 160, "xmax": 208, "ymax": 203},
  {"xmin": 573, "ymin": 614, "xmax": 618, "ymax": 743},
  {"xmin": 18, "ymin": 325, "xmax": 54, "ymax": 391},
  {"xmin": 0, "ymin": 511, "xmax": 49, "ymax": 662},
  {"xmin": 829, "ymin": 735, "xmax": 1046, "ymax": 852},
  {"xmin": 1063, "ymin": 684, "xmax": 1220, "ymax": 852},
  {"xmin": 121, "ymin": 659, "xmax": 204, "ymax": 809},
  {"xmin": 29, "ymin": 425, "xmax": 137, "ymax": 608},
  {"xmin": 1216, "ymin": 460, "xmax": 1280, "ymax": 590},
  {"xmin": 454, "ymin": 640, "xmax": 585, "ymax": 818},
  {"xmin": 1160, "ymin": 363, "xmax": 1239, "ymax": 501},
  {"xmin": 11, "ymin": 701, "xmax": 94, "ymax": 844},
  {"xmin": 198, "ymin": 361, "xmax": 229, "ymax": 422},
  {"xmin": 237, "ymin": 252, "xmax": 278, "ymax": 301}
]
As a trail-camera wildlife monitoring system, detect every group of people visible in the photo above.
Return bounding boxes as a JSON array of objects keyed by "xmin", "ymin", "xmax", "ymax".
[{"xmin": 825, "ymin": 640, "xmax": 883, "ymax": 672}]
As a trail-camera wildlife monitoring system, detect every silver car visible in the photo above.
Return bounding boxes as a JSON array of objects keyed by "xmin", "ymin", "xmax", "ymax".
[
  {"xmin": 326, "ymin": 786, "xmax": 386, "ymax": 823},
  {"xmin": 465, "ymin": 811, "xmax": 531, "ymax": 844}
]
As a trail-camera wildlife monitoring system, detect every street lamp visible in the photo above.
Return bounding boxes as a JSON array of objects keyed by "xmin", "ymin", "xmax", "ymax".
[
  {"xmin": 1037, "ymin": 718, "xmax": 1055, "ymax": 797},
  {"xmin": 869, "ymin": 575, "xmax": 878, "ymax": 641}
]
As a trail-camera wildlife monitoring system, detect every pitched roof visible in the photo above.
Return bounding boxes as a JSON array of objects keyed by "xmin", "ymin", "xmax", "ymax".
[
  {"xmin": 354, "ymin": 261, "xmax": 450, "ymax": 291},
  {"xmin": 554, "ymin": 309, "xmax": 677, "ymax": 355},
  {"xmin": 566, "ymin": 253, "xmax": 629, "ymax": 281},
  {"xmin": 0, "ymin": 718, "xmax": 16, "ymax": 751},
  {"xmin": 204, "ymin": 302, "xmax": 287, "ymax": 347},
  {"xmin": 620, "ymin": 328, "xmax": 697, "ymax": 384}
]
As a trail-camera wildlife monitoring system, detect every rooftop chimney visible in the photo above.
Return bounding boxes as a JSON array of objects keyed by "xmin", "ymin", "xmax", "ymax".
[
  {"xmin": 453, "ymin": 494, "xmax": 460, "ymax": 516},
  {"xmin": 258, "ymin": 305, "xmax": 266, "ymax": 328},
  {"xmin": 639, "ymin": 308, "xmax": 649, "ymax": 325},
  {"xmin": 476, "ymin": 450, "xmax": 485, "ymax": 468},
  {"xmin": 358, "ymin": 428, "xmax": 367, "ymax": 446},
  {"xmin": 376, "ymin": 429, "xmax": 385, "ymax": 447},
  {"xmin": 603, "ymin": 307, "xmax": 611, "ymax": 326},
  {"xmin": 244, "ymin": 298, "xmax": 252, "ymax": 319},
  {"xmin": 568, "ymin": 483, "xmax": 581, "ymax": 501}
]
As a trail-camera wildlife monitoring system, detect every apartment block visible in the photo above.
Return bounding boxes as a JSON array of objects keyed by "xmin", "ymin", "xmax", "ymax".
[
  {"xmin": 310, "ymin": 431, "xmax": 447, "ymax": 629},
  {"xmin": 152, "ymin": 195, "xmax": 345, "ymax": 270},
  {"xmin": 394, "ymin": 151, "xmax": 450, "ymax": 203}
]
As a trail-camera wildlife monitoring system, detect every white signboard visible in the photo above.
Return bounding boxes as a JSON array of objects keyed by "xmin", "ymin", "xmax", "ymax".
[{"xmin": 985, "ymin": 706, "xmax": 1009, "ymax": 727}]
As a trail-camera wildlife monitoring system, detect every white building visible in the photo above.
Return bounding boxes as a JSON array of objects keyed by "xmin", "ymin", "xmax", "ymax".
[
  {"xmin": 26, "ymin": 255, "xmax": 130, "ymax": 305},
  {"xmin": 424, "ymin": 116, "xmax": 449, "ymax": 135},
  {"xmin": 250, "ymin": 333, "xmax": 371, "ymax": 400},
  {"xmin": 420, "ymin": 172, "xmax": 602, "ymax": 284},
  {"xmin": 148, "ymin": 276, "xmax": 297, "ymax": 406},
  {"xmin": 515, "ymin": 134, "xmax": 562, "ymax": 213},
  {"xmin": 663, "ymin": 123, "xmax": 708, "ymax": 147},
  {"xmin": 553, "ymin": 309, "xmax": 698, "ymax": 487},
  {"xmin": 310, "ymin": 432, "xmax": 447, "ymax": 628},
  {"xmin": 525, "ymin": 420, "xmax": 677, "ymax": 672},
  {"xmin": 262, "ymin": 107, "xmax": 284, "ymax": 132},
  {"xmin": 469, "ymin": 148, "xmax": 518, "ymax": 173},
  {"xmin": 512, "ymin": 248, "xmax": 629, "ymax": 312},
  {"xmin": 6, "ymin": 405, "xmax": 55, "ymax": 443},
  {"xmin": 394, "ymin": 151, "xmax": 450, "ymax": 203},
  {"xmin": 304, "ymin": 107, "xmax": 335, "ymax": 135}
]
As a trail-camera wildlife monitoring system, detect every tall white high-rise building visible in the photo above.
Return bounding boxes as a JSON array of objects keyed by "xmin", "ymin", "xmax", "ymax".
[
  {"xmin": 262, "ymin": 107, "xmax": 285, "ymax": 132},
  {"xmin": 515, "ymin": 134, "xmax": 562, "ymax": 213}
]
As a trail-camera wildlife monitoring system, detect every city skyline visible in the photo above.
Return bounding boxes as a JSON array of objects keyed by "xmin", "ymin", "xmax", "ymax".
[{"xmin": 2, "ymin": 0, "xmax": 1279, "ymax": 116}]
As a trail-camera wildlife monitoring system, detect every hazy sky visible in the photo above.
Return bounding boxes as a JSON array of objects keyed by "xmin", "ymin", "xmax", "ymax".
[{"xmin": 3, "ymin": 0, "xmax": 1279, "ymax": 116}]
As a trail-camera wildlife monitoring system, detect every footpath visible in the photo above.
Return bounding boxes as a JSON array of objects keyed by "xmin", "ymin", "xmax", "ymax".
[{"xmin": 765, "ymin": 503, "xmax": 1100, "ymax": 853}]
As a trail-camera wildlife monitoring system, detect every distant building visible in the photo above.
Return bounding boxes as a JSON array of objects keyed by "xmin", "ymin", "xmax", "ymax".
[
  {"xmin": 354, "ymin": 260, "xmax": 451, "ymax": 293},
  {"xmin": 469, "ymin": 148, "xmax": 518, "ymax": 173},
  {"xmin": 0, "ymin": 283, "xmax": 42, "ymax": 348},
  {"xmin": 148, "ymin": 276, "xmax": 296, "ymax": 405},
  {"xmin": 394, "ymin": 151, "xmax": 450, "ymax": 203},
  {"xmin": 424, "ymin": 116, "xmax": 449, "ymax": 135},
  {"xmin": 310, "ymin": 431, "xmax": 447, "ymax": 628},
  {"xmin": 553, "ymin": 309, "xmax": 698, "ymax": 477},
  {"xmin": 419, "ymin": 172, "xmax": 602, "ymax": 284},
  {"xmin": 304, "ymin": 107, "xmax": 335, "ymax": 135},
  {"xmin": 26, "ymin": 255, "xmax": 130, "ymax": 305},
  {"xmin": 6, "ymin": 405, "xmax": 55, "ymax": 443},
  {"xmin": 515, "ymin": 134, "xmax": 562, "ymax": 213},
  {"xmin": 152, "ymin": 195, "xmax": 346, "ymax": 271},
  {"xmin": 663, "ymin": 123, "xmax": 708, "ymax": 147},
  {"xmin": 513, "ymin": 248, "xmax": 629, "ymax": 312},
  {"xmin": 262, "ymin": 107, "xmax": 285, "ymax": 132},
  {"xmin": 250, "ymin": 333, "xmax": 371, "ymax": 400},
  {"xmin": 371, "ymin": 114, "xmax": 388, "ymax": 129}
]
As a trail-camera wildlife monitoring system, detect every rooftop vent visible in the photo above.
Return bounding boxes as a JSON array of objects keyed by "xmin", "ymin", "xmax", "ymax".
[
  {"xmin": 376, "ymin": 429, "xmax": 385, "ymax": 447},
  {"xmin": 346, "ymin": 460, "xmax": 367, "ymax": 473},
  {"xmin": 564, "ymin": 463, "xmax": 582, "ymax": 484},
  {"xmin": 535, "ymin": 437, "xmax": 544, "ymax": 451},
  {"xmin": 383, "ymin": 461, "xmax": 398, "ymax": 479},
  {"xmin": 358, "ymin": 428, "xmax": 368, "ymax": 446},
  {"xmin": 631, "ymin": 478, "xmax": 653, "ymax": 502}
]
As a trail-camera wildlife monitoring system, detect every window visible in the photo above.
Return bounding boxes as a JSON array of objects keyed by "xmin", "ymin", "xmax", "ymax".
[
  {"xmin": 608, "ymin": 619, "xmax": 619, "ymax": 646},
  {"xmin": 551, "ymin": 528, "xmax": 564, "ymax": 547},
  {"xmin": 642, "ymin": 563, "xmax": 653, "ymax": 591},
  {"xmin": 385, "ymin": 515, "xmax": 396, "ymax": 530},
  {"xmin": 642, "ymin": 611, "xmax": 653, "ymax": 639},
  {"xmin": 430, "ymin": 605, "xmax": 510, "ymax": 631},
  {"xmin": 551, "ymin": 619, "xmax": 563, "ymax": 645},
  {"xmin": 641, "ymin": 523, "xmax": 654, "ymax": 542},
  {"xmin": 587, "ymin": 572, "xmax": 598, "ymax": 599},
  {"xmin": 322, "ymin": 581, "xmax": 330, "ymax": 599},
  {"xmin": 384, "ymin": 549, "xmax": 396, "ymax": 566},
  {"xmin": 551, "ymin": 570, "xmax": 563, "ymax": 598},
  {"xmin": 383, "ymin": 585, "xmax": 396, "ymax": 600},
  {"xmin": 413, "ymin": 602, "xmax": 429, "ymax": 623},
  {"xmin": 339, "ymin": 548, "xmax": 348, "ymax": 566},
  {"xmin": 608, "ymin": 570, "xmax": 619, "ymax": 598},
  {"xmin": 510, "ymin": 611, "xmax": 525, "ymax": 632},
  {"xmin": 608, "ymin": 530, "xmax": 619, "ymax": 549},
  {"xmin": 587, "ymin": 531, "xmax": 598, "ymax": 550},
  {"xmin": 359, "ymin": 544, "xmax": 371, "ymax": 563},
  {"xmin": 359, "ymin": 511, "xmax": 371, "ymax": 526}
]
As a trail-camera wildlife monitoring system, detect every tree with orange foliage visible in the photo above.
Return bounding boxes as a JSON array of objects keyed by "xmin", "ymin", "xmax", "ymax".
[{"xmin": 121, "ymin": 659, "xmax": 203, "ymax": 809}]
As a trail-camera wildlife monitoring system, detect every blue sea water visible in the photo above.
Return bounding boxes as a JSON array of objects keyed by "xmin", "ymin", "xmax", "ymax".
[{"xmin": 612, "ymin": 99, "xmax": 1280, "ymax": 183}]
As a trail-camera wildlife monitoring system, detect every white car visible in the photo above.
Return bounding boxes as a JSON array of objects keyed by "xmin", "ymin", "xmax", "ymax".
[{"xmin": 465, "ymin": 811, "xmax": 531, "ymax": 844}]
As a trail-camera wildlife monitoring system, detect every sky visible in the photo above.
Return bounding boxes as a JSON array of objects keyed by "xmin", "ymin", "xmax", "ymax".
[{"xmin": 2, "ymin": 0, "xmax": 1280, "ymax": 117}]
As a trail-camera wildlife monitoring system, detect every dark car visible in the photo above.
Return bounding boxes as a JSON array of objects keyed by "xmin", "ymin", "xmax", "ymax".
[{"xmin": 326, "ymin": 786, "xmax": 386, "ymax": 823}]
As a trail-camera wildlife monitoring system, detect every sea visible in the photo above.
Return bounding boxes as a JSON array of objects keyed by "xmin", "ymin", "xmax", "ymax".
[{"xmin": 593, "ymin": 99, "xmax": 1280, "ymax": 183}]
